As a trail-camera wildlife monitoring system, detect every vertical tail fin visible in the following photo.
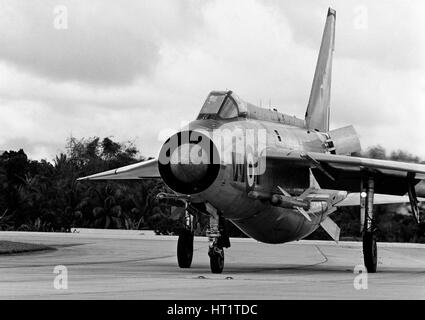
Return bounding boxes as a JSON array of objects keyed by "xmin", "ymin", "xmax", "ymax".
[{"xmin": 305, "ymin": 8, "xmax": 336, "ymax": 132}]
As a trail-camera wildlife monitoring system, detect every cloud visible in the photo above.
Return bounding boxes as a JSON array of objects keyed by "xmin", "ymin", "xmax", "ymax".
[
  {"xmin": 269, "ymin": 0, "xmax": 425, "ymax": 71},
  {"xmin": 0, "ymin": 0, "xmax": 424, "ymax": 162},
  {"xmin": 0, "ymin": 0, "xmax": 204, "ymax": 86}
]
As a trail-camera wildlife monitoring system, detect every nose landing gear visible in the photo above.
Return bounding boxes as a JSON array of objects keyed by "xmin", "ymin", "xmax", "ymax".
[
  {"xmin": 208, "ymin": 245, "xmax": 224, "ymax": 273},
  {"xmin": 160, "ymin": 193, "xmax": 231, "ymax": 273},
  {"xmin": 206, "ymin": 203, "xmax": 230, "ymax": 274}
]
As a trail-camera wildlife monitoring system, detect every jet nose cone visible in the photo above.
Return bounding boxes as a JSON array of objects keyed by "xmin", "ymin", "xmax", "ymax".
[{"xmin": 170, "ymin": 144, "xmax": 209, "ymax": 183}]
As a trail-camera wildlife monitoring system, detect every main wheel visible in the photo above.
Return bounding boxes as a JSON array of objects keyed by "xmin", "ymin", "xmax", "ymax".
[
  {"xmin": 209, "ymin": 246, "xmax": 224, "ymax": 274},
  {"xmin": 363, "ymin": 232, "xmax": 377, "ymax": 273},
  {"xmin": 177, "ymin": 229, "xmax": 193, "ymax": 268}
]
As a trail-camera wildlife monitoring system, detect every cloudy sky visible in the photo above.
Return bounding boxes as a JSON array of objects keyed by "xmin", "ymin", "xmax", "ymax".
[{"xmin": 0, "ymin": 0, "xmax": 424, "ymax": 161}]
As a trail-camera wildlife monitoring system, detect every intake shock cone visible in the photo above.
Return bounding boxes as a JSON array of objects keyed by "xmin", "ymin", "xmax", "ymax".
[{"xmin": 158, "ymin": 131, "xmax": 220, "ymax": 194}]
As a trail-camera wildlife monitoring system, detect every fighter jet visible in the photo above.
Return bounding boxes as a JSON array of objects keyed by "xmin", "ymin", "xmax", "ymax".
[{"xmin": 79, "ymin": 8, "xmax": 425, "ymax": 274}]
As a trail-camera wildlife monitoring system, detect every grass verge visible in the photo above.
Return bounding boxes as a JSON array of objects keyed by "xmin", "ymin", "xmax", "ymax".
[{"xmin": 0, "ymin": 240, "xmax": 54, "ymax": 254}]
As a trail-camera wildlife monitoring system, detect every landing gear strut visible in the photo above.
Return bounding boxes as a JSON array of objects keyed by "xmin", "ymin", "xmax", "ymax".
[
  {"xmin": 361, "ymin": 176, "xmax": 377, "ymax": 273},
  {"xmin": 177, "ymin": 204, "xmax": 194, "ymax": 268},
  {"xmin": 206, "ymin": 203, "xmax": 230, "ymax": 274}
]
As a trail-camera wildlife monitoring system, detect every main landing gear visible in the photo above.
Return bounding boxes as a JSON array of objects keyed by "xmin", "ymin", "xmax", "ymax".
[
  {"xmin": 361, "ymin": 176, "xmax": 377, "ymax": 273},
  {"xmin": 177, "ymin": 204, "xmax": 194, "ymax": 268},
  {"xmin": 359, "ymin": 174, "xmax": 421, "ymax": 273}
]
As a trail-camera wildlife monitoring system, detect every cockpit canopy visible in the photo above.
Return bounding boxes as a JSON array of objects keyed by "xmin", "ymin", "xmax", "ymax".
[{"xmin": 197, "ymin": 91, "xmax": 246, "ymax": 120}]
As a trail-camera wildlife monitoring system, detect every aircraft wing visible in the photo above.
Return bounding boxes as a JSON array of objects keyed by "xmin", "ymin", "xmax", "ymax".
[
  {"xmin": 265, "ymin": 150, "xmax": 425, "ymax": 195},
  {"xmin": 77, "ymin": 159, "xmax": 160, "ymax": 181}
]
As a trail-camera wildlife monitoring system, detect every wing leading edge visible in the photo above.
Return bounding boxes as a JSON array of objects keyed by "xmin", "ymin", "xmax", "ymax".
[
  {"xmin": 265, "ymin": 150, "xmax": 425, "ymax": 195},
  {"xmin": 77, "ymin": 159, "xmax": 160, "ymax": 181}
]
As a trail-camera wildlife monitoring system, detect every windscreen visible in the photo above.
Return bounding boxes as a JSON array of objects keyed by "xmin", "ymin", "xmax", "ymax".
[
  {"xmin": 199, "ymin": 93, "xmax": 226, "ymax": 114},
  {"xmin": 218, "ymin": 97, "xmax": 238, "ymax": 119}
]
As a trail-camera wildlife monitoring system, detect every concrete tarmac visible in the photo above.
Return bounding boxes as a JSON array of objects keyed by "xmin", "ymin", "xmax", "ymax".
[{"xmin": 0, "ymin": 229, "xmax": 425, "ymax": 299}]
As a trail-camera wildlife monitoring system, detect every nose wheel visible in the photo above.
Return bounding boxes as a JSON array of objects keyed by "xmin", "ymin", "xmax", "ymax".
[
  {"xmin": 208, "ymin": 244, "xmax": 224, "ymax": 273},
  {"xmin": 206, "ymin": 203, "xmax": 230, "ymax": 274}
]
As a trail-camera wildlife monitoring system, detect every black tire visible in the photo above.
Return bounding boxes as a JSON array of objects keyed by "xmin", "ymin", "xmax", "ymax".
[
  {"xmin": 363, "ymin": 232, "xmax": 377, "ymax": 273},
  {"xmin": 177, "ymin": 229, "xmax": 193, "ymax": 268},
  {"xmin": 209, "ymin": 247, "xmax": 224, "ymax": 274}
]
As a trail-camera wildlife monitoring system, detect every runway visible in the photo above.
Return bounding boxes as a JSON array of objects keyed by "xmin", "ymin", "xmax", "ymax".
[{"xmin": 1, "ymin": 229, "xmax": 425, "ymax": 299}]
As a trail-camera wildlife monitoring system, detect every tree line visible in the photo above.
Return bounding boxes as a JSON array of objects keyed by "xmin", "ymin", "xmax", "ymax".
[
  {"xmin": 0, "ymin": 137, "xmax": 184, "ymax": 235},
  {"xmin": 0, "ymin": 138, "xmax": 424, "ymax": 242}
]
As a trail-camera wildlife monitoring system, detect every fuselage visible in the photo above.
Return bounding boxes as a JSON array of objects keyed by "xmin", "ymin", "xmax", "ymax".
[
  {"xmin": 193, "ymin": 121, "xmax": 331, "ymax": 243},
  {"xmin": 158, "ymin": 91, "xmax": 338, "ymax": 243}
]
